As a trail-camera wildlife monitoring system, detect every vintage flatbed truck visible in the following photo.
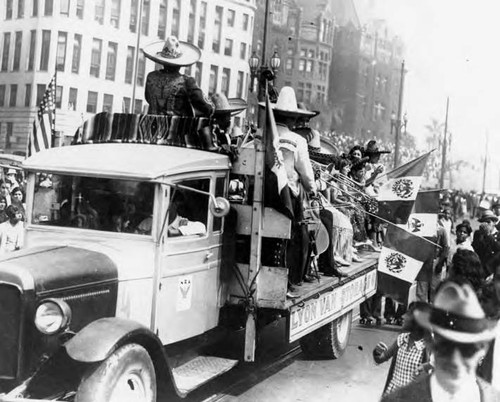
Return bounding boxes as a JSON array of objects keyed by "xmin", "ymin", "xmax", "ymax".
[{"xmin": 0, "ymin": 114, "xmax": 378, "ymax": 401}]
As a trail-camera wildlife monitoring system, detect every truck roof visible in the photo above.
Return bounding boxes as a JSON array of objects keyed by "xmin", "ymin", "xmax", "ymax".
[{"xmin": 23, "ymin": 143, "xmax": 231, "ymax": 180}]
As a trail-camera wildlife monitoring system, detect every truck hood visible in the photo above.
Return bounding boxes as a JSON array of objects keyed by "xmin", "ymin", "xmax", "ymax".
[{"xmin": 0, "ymin": 245, "xmax": 117, "ymax": 294}]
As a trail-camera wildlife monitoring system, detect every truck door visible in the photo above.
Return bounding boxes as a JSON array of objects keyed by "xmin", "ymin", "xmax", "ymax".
[{"xmin": 155, "ymin": 174, "xmax": 226, "ymax": 345}]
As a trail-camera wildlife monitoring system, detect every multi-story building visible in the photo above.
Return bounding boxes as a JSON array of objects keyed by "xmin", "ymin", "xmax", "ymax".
[
  {"xmin": 249, "ymin": 0, "xmax": 334, "ymax": 128},
  {"xmin": 329, "ymin": 3, "xmax": 405, "ymax": 142},
  {"xmin": 354, "ymin": 18, "xmax": 404, "ymax": 141},
  {"xmin": 0, "ymin": 0, "xmax": 255, "ymax": 155}
]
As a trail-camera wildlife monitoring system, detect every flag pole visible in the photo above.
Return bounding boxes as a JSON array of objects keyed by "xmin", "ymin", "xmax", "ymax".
[
  {"xmin": 131, "ymin": 0, "xmax": 144, "ymax": 113},
  {"xmin": 54, "ymin": 68, "xmax": 57, "ymax": 147}
]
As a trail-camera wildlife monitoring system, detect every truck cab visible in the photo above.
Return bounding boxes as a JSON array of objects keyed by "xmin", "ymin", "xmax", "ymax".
[{"xmin": 0, "ymin": 115, "xmax": 378, "ymax": 402}]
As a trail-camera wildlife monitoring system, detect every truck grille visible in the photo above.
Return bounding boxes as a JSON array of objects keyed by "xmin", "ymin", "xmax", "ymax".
[{"xmin": 0, "ymin": 284, "xmax": 21, "ymax": 379}]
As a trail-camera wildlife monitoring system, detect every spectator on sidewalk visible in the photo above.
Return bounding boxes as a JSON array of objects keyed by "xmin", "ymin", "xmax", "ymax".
[{"xmin": 382, "ymin": 280, "xmax": 499, "ymax": 402}]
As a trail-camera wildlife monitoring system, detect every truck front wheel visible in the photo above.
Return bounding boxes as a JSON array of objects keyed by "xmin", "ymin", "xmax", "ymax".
[
  {"xmin": 76, "ymin": 343, "xmax": 156, "ymax": 402},
  {"xmin": 299, "ymin": 310, "xmax": 352, "ymax": 359}
]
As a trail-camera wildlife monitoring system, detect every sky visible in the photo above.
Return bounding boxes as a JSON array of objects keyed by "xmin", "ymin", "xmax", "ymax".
[{"xmin": 355, "ymin": 0, "xmax": 500, "ymax": 191}]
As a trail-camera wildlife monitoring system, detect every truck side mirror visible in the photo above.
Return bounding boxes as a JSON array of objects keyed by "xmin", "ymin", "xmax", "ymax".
[{"xmin": 210, "ymin": 197, "xmax": 230, "ymax": 218}]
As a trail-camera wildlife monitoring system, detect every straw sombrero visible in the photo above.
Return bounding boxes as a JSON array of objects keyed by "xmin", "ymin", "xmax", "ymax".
[
  {"xmin": 414, "ymin": 281, "xmax": 497, "ymax": 343},
  {"xmin": 142, "ymin": 36, "xmax": 201, "ymax": 67},
  {"xmin": 211, "ymin": 93, "xmax": 247, "ymax": 116},
  {"xmin": 259, "ymin": 87, "xmax": 316, "ymax": 117}
]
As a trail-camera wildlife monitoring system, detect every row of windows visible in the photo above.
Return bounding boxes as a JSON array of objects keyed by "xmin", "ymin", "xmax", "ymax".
[
  {"xmin": 4, "ymin": 0, "xmax": 254, "ymax": 53},
  {"xmin": 5, "ymin": 0, "xmax": 84, "ymax": 19},
  {"xmin": 0, "ymin": 122, "xmax": 15, "ymax": 149},
  {"xmin": 0, "ymin": 63, "xmax": 248, "ymax": 111},
  {"xmin": 0, "ymin": 30, "xmax": 146, "ymax": 86}
]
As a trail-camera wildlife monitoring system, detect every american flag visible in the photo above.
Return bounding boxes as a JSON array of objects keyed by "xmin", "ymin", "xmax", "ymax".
[{"xmin": 28, "ymin": 74, "xmax": 56, "ymax": 156}]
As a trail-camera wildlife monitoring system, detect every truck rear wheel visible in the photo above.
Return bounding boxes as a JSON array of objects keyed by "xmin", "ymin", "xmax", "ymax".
[
  {"xmin": 76, "ymin": 343, "xmax": 156, "ymax": 402},
  {"xmin": 299, "ymin": 310, "xmax": 352, "ymax": 359}
]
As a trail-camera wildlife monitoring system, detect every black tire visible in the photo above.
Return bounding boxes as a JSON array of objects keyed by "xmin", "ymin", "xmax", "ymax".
[
  {"xmin": 76, "ymin": 343, "xmax": 156, "ymax": 402},
  {"xmin": 299, "ymin": 310, "xmax": 352, "ymax": 359}
]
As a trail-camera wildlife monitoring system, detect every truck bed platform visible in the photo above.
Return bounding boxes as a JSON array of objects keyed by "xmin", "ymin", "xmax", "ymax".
[{"xmin": 284, "ymin": 250, "xmax": 379, "ymax": 310}]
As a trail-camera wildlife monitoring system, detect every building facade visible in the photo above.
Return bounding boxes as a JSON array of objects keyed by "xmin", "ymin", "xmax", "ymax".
[
  {"xmin": 249, "ymin": 0, "xmax": 334, "ymax": 128},
  {"xmin": 0, "ymin": 0, "xmax": 255, "ymax": 155}
]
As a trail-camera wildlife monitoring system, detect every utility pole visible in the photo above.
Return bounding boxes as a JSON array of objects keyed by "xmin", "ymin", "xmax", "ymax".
[
  {"xmin": 482, "ymin": 132, "xmax": 489, "ymax": 194},
  {"xmin": 393, "ymin": 60, "xmax": 406, "ymax": 168},
  {"xmin": 439, "ymin": 97, "xmax": 449, "ymax": 189}
]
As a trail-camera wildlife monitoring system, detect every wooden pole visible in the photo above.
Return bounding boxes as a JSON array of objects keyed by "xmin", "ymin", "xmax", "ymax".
[
  {"xmin": 439, "ymin": 97, "xmax": 449, "ymax": 189},
  {"xmin": 244, "ymin": 83, "xmax": 268, "ymax": 362}
]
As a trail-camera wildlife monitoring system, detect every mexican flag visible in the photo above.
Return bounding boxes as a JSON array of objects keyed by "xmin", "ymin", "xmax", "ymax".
[
  {"xmin": 376, "ymin": 152, "xmax": 432, "ymax": 224},
  {"xmin": 378, "ymin": 224, "xmax": 435, "ymax": 303},
  {"xmin": 399, "ymin": 190, "xmax": 440, "ymax": 238}
]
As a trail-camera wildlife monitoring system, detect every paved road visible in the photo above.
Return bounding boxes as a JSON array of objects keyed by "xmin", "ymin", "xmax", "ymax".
[{"xmin": 184, "ymin": 319, "xmax": 400, "ymax": 402}]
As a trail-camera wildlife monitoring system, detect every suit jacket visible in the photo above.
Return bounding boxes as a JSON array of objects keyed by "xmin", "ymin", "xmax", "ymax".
[{"xmin": 381, "ymin": 374, "xmax": 500, "ymax": 402}]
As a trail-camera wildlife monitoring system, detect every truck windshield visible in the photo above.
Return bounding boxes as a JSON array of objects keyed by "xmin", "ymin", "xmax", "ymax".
[{"xmin": 31, "ymin": 173, "xmax": 155, "ymax": 235}]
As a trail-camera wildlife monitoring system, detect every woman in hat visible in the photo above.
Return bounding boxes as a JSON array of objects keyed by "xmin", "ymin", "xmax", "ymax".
[{"xmin": 143, "ymin": 36, "xmax": 214, "ymax": 117}]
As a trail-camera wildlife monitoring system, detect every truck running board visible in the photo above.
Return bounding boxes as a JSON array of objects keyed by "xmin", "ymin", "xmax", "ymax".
[{"xmin": 172, "ymin": 356, "xmax": 238, "ymax": 394}]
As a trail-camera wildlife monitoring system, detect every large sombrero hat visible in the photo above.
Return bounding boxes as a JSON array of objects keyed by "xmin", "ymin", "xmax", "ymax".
[
  {"xmin": 259, "ymin": 87, "xmax": 316, "ymax": 117},
  {"xmin": 414, "ymin": 281, "xmax": 497, "ymax": 343},
  {"xmin": 211, "ymin": 93, "xmax": 247, "ymax": 116},
  {"xmin": 142, "ymin": 36, "xmax": 201, "ymax": 67},
  {"xmin": 297, "ymin": 102, "xmax": 320, "ymax": 118}
]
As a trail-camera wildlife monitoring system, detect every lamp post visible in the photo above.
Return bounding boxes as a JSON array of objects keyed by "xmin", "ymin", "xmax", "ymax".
[{"xmin": 391, "ymin": 60, "xmax": 407, "ymax": 168}]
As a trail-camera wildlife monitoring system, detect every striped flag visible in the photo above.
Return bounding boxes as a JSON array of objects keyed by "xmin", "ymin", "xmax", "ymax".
[
  {"xmin": 376, "ymin": 152, "xmax": 432, "ymax": 224},
  {"xmin": 263, "ymin": 92, "xmax": 294, "ymax": 219},
  {"xmin": 401, "ymin": 190, "xmax": 440, "ymax": 238},
  {"xmin": 28, "ymin": 74, "xmax": 56, "ymax": 156},
  {"xmin": 377, "ymin": 224, "xmax": 435, "ymax": 303}
]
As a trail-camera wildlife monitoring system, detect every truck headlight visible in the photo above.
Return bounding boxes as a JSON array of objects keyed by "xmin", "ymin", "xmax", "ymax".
[{"xmin": 34, "ymin": 299, "xmax": 72, "ymax": 335}]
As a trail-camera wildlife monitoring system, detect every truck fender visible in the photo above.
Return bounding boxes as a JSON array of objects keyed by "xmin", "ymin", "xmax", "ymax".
[{"xmin": 65, "ymin": 317, "xmax": 162, "ymax": 364}]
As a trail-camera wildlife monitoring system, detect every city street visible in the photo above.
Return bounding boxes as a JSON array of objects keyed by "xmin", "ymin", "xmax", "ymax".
[{"xmin": 184, "ymin": 318, "xmax": 399, "ymax": 402}]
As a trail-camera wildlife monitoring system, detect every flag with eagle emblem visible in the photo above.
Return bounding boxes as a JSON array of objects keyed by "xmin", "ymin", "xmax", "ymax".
[
  {"xmin": 377, "ymin": 223, "xmax": 435, "ymax": 303},
  {"xmin": 376, "ymin": 152, "xmax": 432, "ymax": 224},
  {"xmin": 399, "ymin": 190, "xmax": 440, "ymax": 238}
]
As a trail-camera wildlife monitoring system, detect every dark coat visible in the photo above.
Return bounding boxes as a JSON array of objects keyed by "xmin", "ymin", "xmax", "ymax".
[
  {"xmin": 145, "ymin": 69, "xmax": 213, "ymax": 117},
  {"xmin": 478, "ymin": 340, "xmax": 495, "ymax": 383},
  {"xmin": 381, "ymin": 374, "xmax": 500, "ymax": 402}
]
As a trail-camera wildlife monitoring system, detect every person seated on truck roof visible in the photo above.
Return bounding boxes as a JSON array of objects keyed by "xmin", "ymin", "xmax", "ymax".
[
  {"xmin": 211, "ymin": 93, "xmax": 247, "ymax": 158},
  {"xmin": 259, "ymin": 87, "xmax": 318, "ymax": 290},
  {"xmin": 143, "ymin": 36, "xmax": 214, "ymax": 118}
]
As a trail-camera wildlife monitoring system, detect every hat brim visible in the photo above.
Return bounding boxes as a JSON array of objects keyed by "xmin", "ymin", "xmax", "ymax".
[
  {"xmin": 142, "ymin": 41, "xmax": 201, "ymax": 66},
  {"xmin": 414, "ymin": 309, "xmax": 497, "ymax": 343},
  {"xmin": 213, "ymin": 98, "xmax": 247, "ymax": 116},
  {"xmin": 478, "ymin": 216, "xmax": 498, "ymax": 223},
  {"xmin": 258, "ymin": 101, "xmax": 316, "ymax": 117}
]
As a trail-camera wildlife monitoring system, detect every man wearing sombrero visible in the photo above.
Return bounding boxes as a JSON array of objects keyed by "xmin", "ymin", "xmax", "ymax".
[
  {"xmin": 260, "ymin": 87, "xmax": 317, "ymax": 289},
  {"xmin": 143, "ymin": 36, "xmax": 214, "ymax": 117},
  {"xmin": 211, "ymin": 93, "xmax": 247, "ymax": 146},
  {"xmin": 382, "ymin": 281, "xmax": 499, "ymax": 401}
]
